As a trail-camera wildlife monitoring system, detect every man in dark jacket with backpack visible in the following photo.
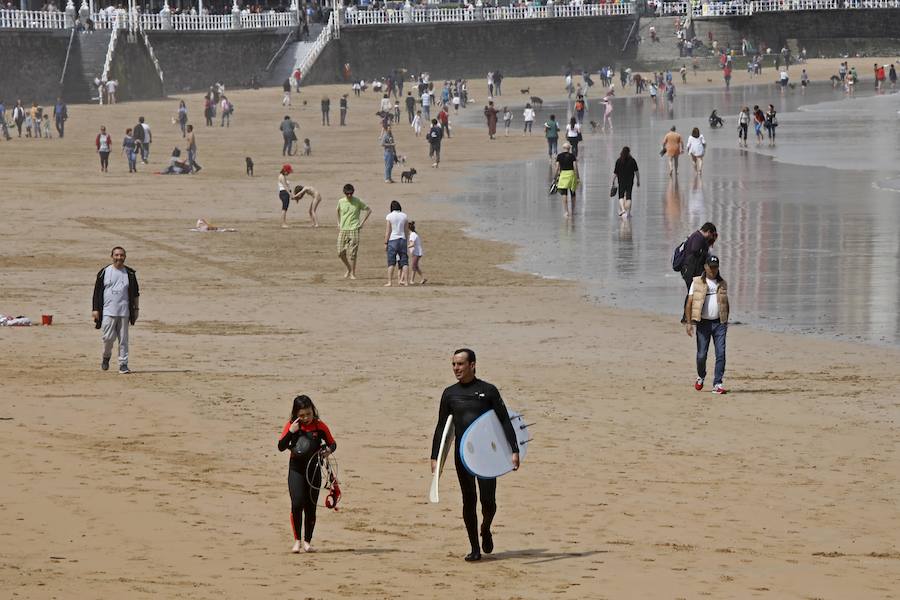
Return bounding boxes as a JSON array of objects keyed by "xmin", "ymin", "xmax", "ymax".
[{"xmin": 675, "ymin": 222, "xmax": 717, "ymax": 321}]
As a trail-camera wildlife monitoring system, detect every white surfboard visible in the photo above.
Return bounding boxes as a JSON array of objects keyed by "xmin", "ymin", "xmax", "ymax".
[
  {"xmin": 460, "ymin": 410, "xmax": 529, "ymax": 478},
  {"xmin": 428, "ymin": 416, "xmax": 454, "ymax": 503}
]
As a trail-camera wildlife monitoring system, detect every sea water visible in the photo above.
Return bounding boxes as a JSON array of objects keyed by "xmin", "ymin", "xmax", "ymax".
[{"xmin": 449, "ymin": 82, "xmax": 900, "ymax": 345}]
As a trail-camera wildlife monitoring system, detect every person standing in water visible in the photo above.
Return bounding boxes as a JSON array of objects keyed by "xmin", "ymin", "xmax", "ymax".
[
  {"xmin": 612, "ymin": 146, "xmax": 640, "ymax": 217},
  {"xmin": 685, "ymin": 127, "xmax": 706, "ymax": 176},
  {"xmin": 277, "ymin": 395, "xmax": 337, "ymax": 553},
  {"xmin": 554, "ymin": 142, "xmax": 579, "ymax": 219},
  {"xmin": 662, "ymin": 125, "xmax": 683, "ymax": 178},
  {"xmin": 737, "ymin": 107, "xmax": 750, "ymax": 148},
  {"xmin": 764, "ymin": 104, "xmax": 778, "ymax": 146},
  {"xmin": 431, "ymin": 349, "xmax": 520, "ymax": 562}
]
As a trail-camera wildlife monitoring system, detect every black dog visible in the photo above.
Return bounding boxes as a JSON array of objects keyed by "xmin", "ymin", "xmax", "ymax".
[
  {"xmin": 520, "ymin": 87, "xmax": 530, "ymax": 95},
  {"xmin": 245, "ymin": 156, "xmax": 254, "ymax": 176},
  {"xmin": 530, "ymin": 96, "xmax": 543, "ymax": 110},
  {"xmin": 400, "ymin": 168, "xmax": 417, "ymax": 183},
  {"xmin": 589, "ymin": 120, "xmax": 600, "ymax": 132}
]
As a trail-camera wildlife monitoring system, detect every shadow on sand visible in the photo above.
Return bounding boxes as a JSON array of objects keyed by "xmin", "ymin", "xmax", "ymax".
[{"xmin": 487, "ymin": 548, "xmax": 607, "ymax": 564}]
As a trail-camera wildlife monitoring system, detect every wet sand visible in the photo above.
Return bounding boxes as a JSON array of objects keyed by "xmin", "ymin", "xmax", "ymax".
[
  {"xmin": 451, "ymin": 83, "xmax": 900, "ymax": 345},
  {"xmin": 1, "ymin": 74, "xmax": 899, "ymax": 599}
]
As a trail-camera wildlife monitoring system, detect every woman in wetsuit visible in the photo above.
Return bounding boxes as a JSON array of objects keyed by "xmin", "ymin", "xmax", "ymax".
[
  {"xmin": 431, "ymin": 348, "xmax": 520, "ymax": 562},
  {"xmin": 277, "ymin": 395, "xmax": 337, "ymax": 553}
]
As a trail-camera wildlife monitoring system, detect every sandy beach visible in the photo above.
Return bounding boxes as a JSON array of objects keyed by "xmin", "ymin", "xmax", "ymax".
[{"xmin": 2, "ymin": 66, "xmax": 899, "ymax": 599}]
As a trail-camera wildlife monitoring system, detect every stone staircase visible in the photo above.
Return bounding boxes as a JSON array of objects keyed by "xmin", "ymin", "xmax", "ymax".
[
  {"xmin": 267, "ymin": 23, "xmax": 323, "ymax": 86},
  {"xmin": 77, "ymin": 30, "xmax": 112, "ymax": 101},
  {"xmin": 635, "ymin": 17, "xmax": 685, "ymax": 69}
]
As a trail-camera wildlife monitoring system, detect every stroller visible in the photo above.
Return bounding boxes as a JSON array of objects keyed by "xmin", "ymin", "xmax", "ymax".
[{"xmin": 709, "ymin": 109, "xmax": 724, "ymax": 128}]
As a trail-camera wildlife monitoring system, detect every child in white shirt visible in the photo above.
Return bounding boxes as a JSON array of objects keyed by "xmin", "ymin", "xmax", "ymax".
[
  {"xmin": 411, "ymin": 110, "xmax": 422, "ymax": 137},
  {"xmin": 407, "ymin": 221, "xmax": 426, "ymax": 284},
  {"xmin": 503, "ymin": 107, "xmax": 513, "ymax": 136}
]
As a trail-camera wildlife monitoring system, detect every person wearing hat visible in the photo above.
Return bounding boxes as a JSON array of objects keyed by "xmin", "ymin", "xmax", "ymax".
[
  {"xmin": 554, "ymin": 142, "xmax": 579, "ymax": 219},
  {"xmin": 278, "ymin": 164, "xmax": 296, "ymax": 228},
  {"xmin": 685, "ymin": 255, "xmax": 729, "ymax": 394}
]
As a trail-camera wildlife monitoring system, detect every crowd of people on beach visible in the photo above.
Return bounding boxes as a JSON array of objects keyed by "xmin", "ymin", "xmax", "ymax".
[
  {"xmin": 0, "ymin": 97, "xmax": 68, "ymax": 140},
  {"xmin": 63, "ymin": 48, "xmax": 900, "ymax": 566}
]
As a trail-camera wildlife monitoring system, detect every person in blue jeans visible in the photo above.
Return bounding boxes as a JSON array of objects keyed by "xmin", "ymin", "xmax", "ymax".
[
  {"xmin": 685, "ymin": 255, "xmax": 730, "ymax": 394},
  {"xmin": 381, "ymin": 125, "xmax": 397, "ymax": 183}
]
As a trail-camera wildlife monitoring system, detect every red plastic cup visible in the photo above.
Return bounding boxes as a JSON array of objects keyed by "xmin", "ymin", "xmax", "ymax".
[{"xmin": 41, "ymin": 315, "xmax": 53, "ymax": 325}]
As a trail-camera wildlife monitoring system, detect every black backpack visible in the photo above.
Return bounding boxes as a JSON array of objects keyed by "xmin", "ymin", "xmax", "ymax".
[{"xmin": 671, "ymin": 237, "xmax": 688, "ymax": 272}]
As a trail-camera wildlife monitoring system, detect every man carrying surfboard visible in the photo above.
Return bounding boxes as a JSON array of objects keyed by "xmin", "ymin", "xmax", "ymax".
[{"xmin": 431, "ymin": 348, "xmax": 521, "ymax": 562}]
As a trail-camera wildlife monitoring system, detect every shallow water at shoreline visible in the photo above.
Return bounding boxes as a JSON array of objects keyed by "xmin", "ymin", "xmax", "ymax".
[{"xmin": 448, "ymin": 83, "xmax": 900, "ymax": 345}]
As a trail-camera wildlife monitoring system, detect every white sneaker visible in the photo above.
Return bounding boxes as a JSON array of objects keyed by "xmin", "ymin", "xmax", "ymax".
[{"xmin": 291, "ymin": 540, "xmax": 301, "ymax": 553}]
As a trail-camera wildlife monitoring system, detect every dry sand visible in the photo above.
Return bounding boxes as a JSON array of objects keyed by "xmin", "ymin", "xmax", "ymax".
[{"xmin": 1, "ymin": 70, "xmax": 899, "ymax": 599}]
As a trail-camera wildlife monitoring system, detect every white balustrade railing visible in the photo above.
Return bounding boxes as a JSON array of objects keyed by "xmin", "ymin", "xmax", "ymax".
[
  {"xmin": 692, "ymin": 0, "xmax": 900, "ymax": 16},
  {"xmin": 141, "ymin": 28, "xmax": 165, "ymax": 84},
  {"xmin": 0, "ymin": 8, "xmax": 297, "ymax": 30},
  {"xmin": 0, "ymin": 9, "xmax": 66, "ymax": 28},
  {"xmin": 657, "ymin": 1, "xmax": 691, "ymax": 15},
  {"xmin": 297, "ymin": 11, "xmax": 334, "ymax": 77},
  {"xmin": 100, "ymin": 24, "xmax": 118, "ymax": 82},
  {"xmin": 345, "ymin": 3, "xmax": 636, "ymax": 25}
]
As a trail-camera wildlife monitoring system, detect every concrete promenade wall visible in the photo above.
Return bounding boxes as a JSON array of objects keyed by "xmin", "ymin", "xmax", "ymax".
[
  {"xmin": 0, "ymin": 30, "xmax": 78, "ymax": 104},
  {"xmin": 303, "ymin": 16, "xmax": 637, "ymax": 84},
  {"xmin": 146, "ymin": 30, "xmax": 290, "ymax": 94},
  {"xmin": 692, "ymin": 9, "xmax": 900, "ymax": 55}
]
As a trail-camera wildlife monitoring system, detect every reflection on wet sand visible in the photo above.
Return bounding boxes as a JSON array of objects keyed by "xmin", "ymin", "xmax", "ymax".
[{"xmin": 451, "ymin": 84, "xmax": 900, "ymax": 345}]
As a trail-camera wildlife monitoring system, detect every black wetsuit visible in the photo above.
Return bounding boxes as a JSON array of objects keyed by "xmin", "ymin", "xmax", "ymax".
[
  {"xmin": 431, "ymin": 378, "xmax": 519, "ymax": 555},
  {"xmin": 278, "ymin": 420, "xmax": 336, "ymax": 542}
]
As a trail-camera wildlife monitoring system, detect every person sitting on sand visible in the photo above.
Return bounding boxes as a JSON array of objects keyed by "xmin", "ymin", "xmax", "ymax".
[
  {"xmin": 293, "ymin": 184, "xmax": 323, "ymax": 227},
  {"xmin": 162, "ymin": 147, "xmax": 191, "ymax": 174}
]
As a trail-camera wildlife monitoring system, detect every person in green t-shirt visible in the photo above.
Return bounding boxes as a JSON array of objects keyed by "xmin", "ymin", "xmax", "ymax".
[
  {"xmin": 544, "ymin": 115, "xmax": 560, "ymax": 159},
  {"xmin": 336, "ymin": 183, "xmax": 372, "ymax": 280}
]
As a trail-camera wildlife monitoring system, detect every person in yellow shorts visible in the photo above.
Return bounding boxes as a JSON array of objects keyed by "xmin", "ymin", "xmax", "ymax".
[{"xmin": 554, "ymin": 142, "xmax": 580, "ymax": 219}]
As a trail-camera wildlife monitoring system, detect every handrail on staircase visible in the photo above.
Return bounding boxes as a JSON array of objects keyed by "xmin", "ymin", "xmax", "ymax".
[
  {"xmin": 265, "ymin": 29, "xmax": 296, "ymax": 73},
  {"xmin": 622, "ymin": 14, "xmax": 638, "ymax": 52},
  {"xmin": 59, "ymin": 26, "xmax": 75, "ymax": 85}
]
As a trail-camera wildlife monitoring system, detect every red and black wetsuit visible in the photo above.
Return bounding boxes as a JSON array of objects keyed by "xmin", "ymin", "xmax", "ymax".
[
  {"xmin": 431, "ymin": 378, "xmax": 518, "ymax": 555},
  {"xmin": 278, "ymin": 420, "xmax": 336, "ymax": 542}
]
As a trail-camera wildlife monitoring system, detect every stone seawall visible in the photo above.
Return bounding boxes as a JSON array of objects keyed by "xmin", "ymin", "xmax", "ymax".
[
  {"xmin": 0, "ymin": 30, "xmax": 78, "ymax": 104},
  {"xmin": 146, "ymin": 30, "xmax": 291, "ymax": 95},
  {"xmin": 303, "ymin": 16, "xmax": 637, "ymax": 84},
  {"xmin": 691, "ymin": 9, "xmax": 900, "ymax": 55}
]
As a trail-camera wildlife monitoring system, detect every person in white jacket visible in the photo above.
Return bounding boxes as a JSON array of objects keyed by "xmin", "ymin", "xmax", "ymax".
[
  {"xmin": 685, "ymin": 127, "xmax": 706, "ymax": 176},
  {"xmin": 522, "ymin": 103, "xmax": 535, "ymax": 136}
]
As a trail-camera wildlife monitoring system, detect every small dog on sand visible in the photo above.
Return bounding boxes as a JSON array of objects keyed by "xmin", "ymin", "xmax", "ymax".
[
  {"xmin": 520, "ymin": 87, "xmax": 530, "ymax": 95},
  {"xmin": 245, "ymin": 157, "xmax": 254, "ymax": 176},
  {"xmin": 303, "ymin": 138, "xmax": 311, "ymax": 156},
  {"xmin": 530, "ymin": 96, "xmax": 543, "ymax": 110},
  {"xmin": 400, "ymin": 168, "xmax": 417, "ymax": 183}
]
